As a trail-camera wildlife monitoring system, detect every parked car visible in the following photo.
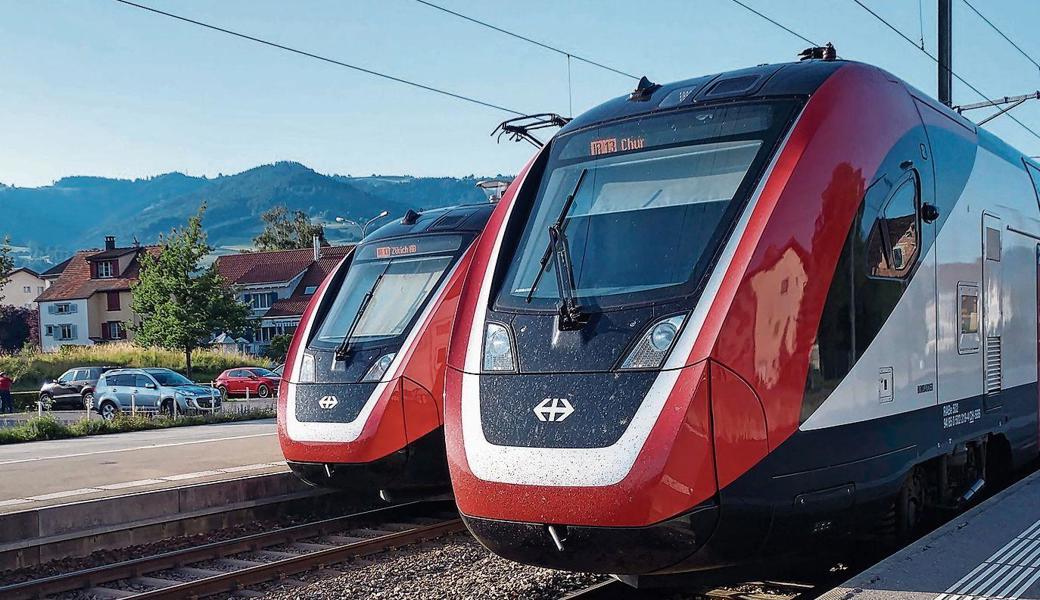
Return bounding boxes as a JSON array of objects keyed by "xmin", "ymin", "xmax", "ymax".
[
  {"xmin": 94, "ymin": 368, "xmax": 222, "ymax": 420},
  {"xmin": 39, "ymin": 366, "xmax": 116, "ymax": 410},
  {"xmin": 214, "ymin": 367, "xmax": 280, "ymax": 399}
]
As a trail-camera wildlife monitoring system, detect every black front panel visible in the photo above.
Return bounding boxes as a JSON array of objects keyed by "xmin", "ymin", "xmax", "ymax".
[
  {"xmin": 509, "ymin": 306, "xmax": 652, "ymax": 373},
  {"xmin": 294, "ymin": 381, "xmax": 379, "ymax": 423},
  {"xmin": 479, "ymin": 371, "xmax": 657, "ymax": 448},
  {"xmin": 309, "ymin": 347, "xmax": 398, "ymax": 384}
]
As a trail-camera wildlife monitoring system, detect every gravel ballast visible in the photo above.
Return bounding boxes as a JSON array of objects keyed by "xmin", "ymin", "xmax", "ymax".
[{"xmin": 259, "ymin": 532, "xmax": 604, "ymax": 599}]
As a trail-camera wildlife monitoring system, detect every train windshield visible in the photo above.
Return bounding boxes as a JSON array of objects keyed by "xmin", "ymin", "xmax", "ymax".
[
  {"xmin": 500, "ymin": 101, "xmax": 796, "ymax": 310},
  {"xmin": 311, "ymin": 235, "xmax": 461, "ymax": 347}
]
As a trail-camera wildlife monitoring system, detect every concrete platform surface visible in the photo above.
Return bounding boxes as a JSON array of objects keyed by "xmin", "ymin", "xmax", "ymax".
[
  {"xmin": 0, "ymin": 419, "xmax": 284, "ymax": 513},
  {"xmin": 826, "ymin": 470, "xmax": 1040, "ymax": 600}
]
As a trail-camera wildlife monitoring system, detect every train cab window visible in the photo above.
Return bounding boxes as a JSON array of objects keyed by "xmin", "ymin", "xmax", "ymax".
[{"xmin": 866, "ymin": 178, "xmax": 920, "ymax": 279}]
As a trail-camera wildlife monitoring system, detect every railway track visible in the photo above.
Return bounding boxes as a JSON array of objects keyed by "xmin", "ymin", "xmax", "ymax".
[{"xmin": 1, "ymin": 499, "xmax": 462, "ymax": 600}]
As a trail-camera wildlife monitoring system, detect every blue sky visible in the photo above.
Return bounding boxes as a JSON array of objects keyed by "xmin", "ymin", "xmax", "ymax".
[{"xmin": 2, "ymin": 0, "xmax": 1039, "ymax": 187}]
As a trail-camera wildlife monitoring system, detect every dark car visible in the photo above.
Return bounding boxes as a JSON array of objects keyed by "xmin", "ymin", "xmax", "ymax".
[{"xmin": 39, "ymin": 366, "xmax": 116, "ymax": 410}]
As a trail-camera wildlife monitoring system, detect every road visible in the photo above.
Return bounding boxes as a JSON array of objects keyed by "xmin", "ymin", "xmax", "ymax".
[{"xmin": 0, "ymin": 419, "xmax": 285, "ymax": 512}]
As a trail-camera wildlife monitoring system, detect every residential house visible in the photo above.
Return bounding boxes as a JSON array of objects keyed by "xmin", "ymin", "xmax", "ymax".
[
  {"xmin": 1, "ymin": 267, "xmax": 48, "ymax": 309},
  {"xmin": 36, "ymin": 236, "xmax": 158, "ymax": 352},
  {"xmin": 214, "ymin": 242, "xmax": 354, "ymax": 354}
]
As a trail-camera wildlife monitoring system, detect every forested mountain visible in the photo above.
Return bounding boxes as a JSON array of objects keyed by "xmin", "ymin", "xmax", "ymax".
[{"xmin": 1, "ymin": 162, "xmax": 506, "ymax": 271}]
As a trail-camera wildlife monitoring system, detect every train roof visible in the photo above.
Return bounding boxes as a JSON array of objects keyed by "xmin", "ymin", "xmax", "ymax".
[
  {"xmin": 362, "ymin": 202, "xmax": 496, "ymax": 243},
  {"xmin": 558, "ymin": 59, "xmax": 846, "ymax": 135}
]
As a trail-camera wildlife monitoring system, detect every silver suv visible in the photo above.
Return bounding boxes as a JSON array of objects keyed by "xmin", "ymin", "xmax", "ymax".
[{"xmin": 94, "ymin": 368, "xmax": 221, "ymax": 420}]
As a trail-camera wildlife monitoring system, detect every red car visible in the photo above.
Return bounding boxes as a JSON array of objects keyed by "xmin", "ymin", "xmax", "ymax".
[{"xmin": 215, "ymin": 367, "xmax": 280, "ymax": 399}]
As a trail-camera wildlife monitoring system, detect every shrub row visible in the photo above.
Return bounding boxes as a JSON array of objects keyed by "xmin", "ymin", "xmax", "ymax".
[
  {"xmin": 0, "ymin": 343, "xmax": 274, "ymax": 391},
  {"xmin": 0, "ymin": 408, "xmax": 276, "ymax": 445}
]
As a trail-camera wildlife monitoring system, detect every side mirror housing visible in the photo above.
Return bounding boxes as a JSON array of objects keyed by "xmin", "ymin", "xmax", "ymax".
[
  {"xmin": 921, "ymin": 203, "xmax": 940, "ymax": 223},
  {"xmin": 146, "ymin": 383, "xmax": 157, "ymax": 390}
]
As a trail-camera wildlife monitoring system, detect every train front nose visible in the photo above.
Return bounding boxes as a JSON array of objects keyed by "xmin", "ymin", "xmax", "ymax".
[
  {"xmin": 280, "ymin": 377, "xmax": 409, "ymax": 493},
  {"xmin": 452, "ymin": 361, "xmax": 725, "ymax": 574}
]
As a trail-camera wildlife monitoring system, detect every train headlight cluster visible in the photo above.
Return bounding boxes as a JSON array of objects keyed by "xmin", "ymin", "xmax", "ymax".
[
  {"xmin": 299, "ymin": 352, "xmax": 316, "ymax": 383},
  {"xmin": 620, "ymin": 314, "xmax": 687, "ymax": 370},
  {"xmin": 483, "ymin": 322, "xmax": 516, "ymax": 372},
  {"xmin": 361, "ymin": 353, "xmax": 396, "ymax": 383}
]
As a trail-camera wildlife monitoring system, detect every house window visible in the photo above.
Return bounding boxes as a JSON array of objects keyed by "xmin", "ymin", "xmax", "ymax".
[
  {"xmin": 95, "ymin": 261, "xmax": 114, "ymax": 278},
  {"xmin": 107, "ymin": 291, "xmax": 121, "ymax": 311},
  {"xmin": 105, "ymin": 321, "xmax": 125, "ymax": 340},
  {"xmin": 37, "ymin": 286, "xmax": 44, "ymax": 294},
  {"xmin": 22, "ymin": 286, "xmax": 31, "ymax": 293},
  {"xmin": 45, "ymin": 325, "xmax": 54, "ymax": 337},
  {"xmin": 56, "ymin": 303, "xmax": 72, "ymax": 314},
  {"xmin": 245, "ymin": 292, "xmax": 276, "ymax": 310},
  {"xmin": 58, "ymin": 324, "xmax": 75, "ymax": 340}
]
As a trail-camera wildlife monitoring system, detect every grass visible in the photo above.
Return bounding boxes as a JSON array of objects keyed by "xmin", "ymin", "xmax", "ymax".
[
  {"xmin": 0, "ymin": 343, "xmax": 273, "ymax": 391},
  {"xmin": 0, "ymin": 408, "xmax": 276, "ymax": 445}
]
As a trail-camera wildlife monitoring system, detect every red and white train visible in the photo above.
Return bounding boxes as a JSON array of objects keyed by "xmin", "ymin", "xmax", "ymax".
[
  {"xmin": 444, "ymin": 54, "xmax": 1040, "ymax": 580},
  {"xmin": 278, "ymin": 203, "xmax": 494, "ymax": 499}
]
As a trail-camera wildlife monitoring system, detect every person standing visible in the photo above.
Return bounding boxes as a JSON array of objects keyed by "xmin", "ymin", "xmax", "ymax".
[{"xmin": 0, "ymin": 372, "xmax": 13, "ymax": 414}]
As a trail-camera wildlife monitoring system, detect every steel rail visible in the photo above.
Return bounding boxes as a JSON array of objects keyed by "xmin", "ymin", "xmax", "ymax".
[
  {"xmin": 0, "ymin": 499, "xmax": 457, "ymax": 600},
  {"xmin": 132, "ymin": 518, "xmax": 465, "ymax": 599}
]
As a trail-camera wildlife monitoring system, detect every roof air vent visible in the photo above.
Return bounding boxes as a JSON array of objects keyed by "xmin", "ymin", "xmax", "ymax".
[
  {"xmin": 799, "ymin": 42, "xmax": 837, "ymax": 61},
  {"xmin": 401, "ymin": 209, "xmax": 421, "ymax": 226},
  {"xmin": 629, "ymin": 76, "xmax": 661, "ymax": 101}
]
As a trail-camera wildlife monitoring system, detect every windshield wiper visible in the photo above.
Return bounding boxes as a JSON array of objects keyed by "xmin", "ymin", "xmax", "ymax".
[
  {"xmin": 336, "ymin": 262, "xmax": 391, "ymax": 359},
  {"xmin": 525, "ymin": 168, "xmax": 590, "ymax": 331}
]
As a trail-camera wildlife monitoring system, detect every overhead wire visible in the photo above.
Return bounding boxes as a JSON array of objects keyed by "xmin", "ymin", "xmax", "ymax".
[
  {"xmin": 411, "ymin": 0, "xmax": 638, "ymax": 80},
  {"xmin": 960, "ymin": 0, "xmax": 1040, "ymax": 74},
  {"xmin": 850, "ymin": 0, "xmax": 1040, "ymax": 143},
  {"xmin": 727, "ymin": 0, "xmax": 820, "ymax": 48},
  {"xmin": 111, "ymin": 0, "xmax": 525, "ymax": 115}
]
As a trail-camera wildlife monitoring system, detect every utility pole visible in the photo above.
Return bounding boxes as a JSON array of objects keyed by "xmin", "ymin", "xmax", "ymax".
[{"xmin": 938, "ymin": 0, "xmax": 953, "ymax": 106}]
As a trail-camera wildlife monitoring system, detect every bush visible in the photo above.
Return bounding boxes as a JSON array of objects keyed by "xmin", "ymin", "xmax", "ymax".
[
  {"xmin": 0, "ymin": 343, "xmax": 273, "ymax": 391},
  {"xmin": 0, "ymin": 408, "xmax": 275, "ymax": 445}
]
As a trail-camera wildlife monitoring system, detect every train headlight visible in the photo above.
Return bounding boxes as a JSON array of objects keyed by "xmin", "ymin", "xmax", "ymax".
[
  {"xmin": 620, "ymin": 314, "xmax": 687, "ymax": 370},
  {"xmin": 361, "ymin": 353, "xmax": 396, "ymax": 383},
  {"xmin": 483, "ymin": 322, "xmax": 516, "ymax": 372},
  {"xmin": 299, "ymin": 352, "xmax": 316, "ymax": 383}
]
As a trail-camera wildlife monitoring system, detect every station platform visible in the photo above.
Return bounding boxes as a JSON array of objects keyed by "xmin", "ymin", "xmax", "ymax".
[
  {"xmin": 826, "ymin": 470, "xmax": 1040, "ymax": 600},
  {"xmin": 0, "ymin": 419, "xmax": 285, "ymax": 513}
]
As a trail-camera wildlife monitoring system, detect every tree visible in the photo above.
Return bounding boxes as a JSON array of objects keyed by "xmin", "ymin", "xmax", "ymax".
[
  {"xmin": 252, "ymin": 206, "xmax": 326, "ymax": 251},
  {"xmin": 132, "ymin": 204, "xmax": 253, "ymax": 378},
  {"xmin": 0, "ymin": 237, "xmax": 13, "ymax": 303},
  {"xmin": 266, "ymin": 334, "xmax": 292, "ymax": 362},
  {"xmin": 0, "ymin": 306, "xmax": 36, "ymax": 352}
]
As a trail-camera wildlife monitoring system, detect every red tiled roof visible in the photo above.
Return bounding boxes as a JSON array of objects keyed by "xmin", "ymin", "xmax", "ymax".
[
  {"xmin": 41, "ymin": 256, "xmax": 74, "ymax": 278},
  {"xmin": 7, "ymin": 267, "xmax": 41, "ymax": 278},
  {"xmin": 36, "ymin": 247, "xmax": 160, "ymax": 302},
  {"xmin": 263, "ymin": 252, "xmax": 351, "ymax": 318},
  {"xmin": 214, "ymin": 245, "xmax": 353, "ymax": 287},
  {"xmin": 215, "ymin": 246, "xmax": 353, "ymax": 287}
]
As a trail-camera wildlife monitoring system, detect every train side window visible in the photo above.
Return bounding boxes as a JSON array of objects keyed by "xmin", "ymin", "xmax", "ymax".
[
  {"xmin": 866, "ymin": 177, "xmax": 920, "ymax": 279},
  {"xmin": 958, "ymin": 283, "xmax": 980, "ymax": 354}
]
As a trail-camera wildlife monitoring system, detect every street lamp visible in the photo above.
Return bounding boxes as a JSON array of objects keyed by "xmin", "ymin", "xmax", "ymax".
[
  {"xmin": 334, "ymin": 210, "xmax": 390, "ymax": 240},
  {"xmin": 364, "ymin": 210, "xmax": 390, "ymax": 237}
]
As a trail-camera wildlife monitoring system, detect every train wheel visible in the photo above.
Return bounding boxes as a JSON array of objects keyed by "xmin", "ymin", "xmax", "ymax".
[{"xmin": 895, "ymin": 467, "xmax": 925, "ymax": 539}]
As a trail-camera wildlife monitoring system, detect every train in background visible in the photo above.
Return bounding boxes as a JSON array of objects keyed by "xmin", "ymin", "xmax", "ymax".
[
  {"xmin": 443, "ymin": 50, "xmax": 1040, "ymax": 583},
  {"xmin": 278, "ymin": 201, "xmax": 495, "ymax": 500}
]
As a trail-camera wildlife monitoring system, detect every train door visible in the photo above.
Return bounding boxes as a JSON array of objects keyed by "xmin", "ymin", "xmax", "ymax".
[{"xmin": 982, "ymin": 213, "xmax": 1003, "ymax": 410}]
